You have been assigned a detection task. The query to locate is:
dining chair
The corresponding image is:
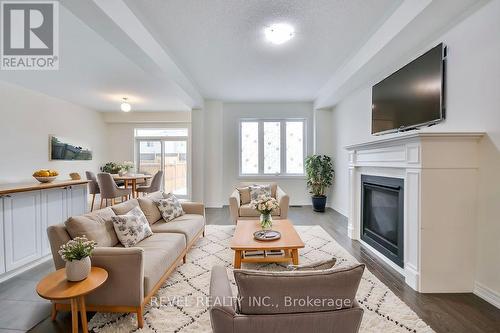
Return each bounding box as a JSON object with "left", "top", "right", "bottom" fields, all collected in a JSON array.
[
  {"left": 85, "top": 171, "right": 100, "bottom": 211},
  {"left": 97, "top": 173, "right": 132, "bottom": 208},
  {"left": 136, "top": 171, "right": 164, "bottom": 196}
]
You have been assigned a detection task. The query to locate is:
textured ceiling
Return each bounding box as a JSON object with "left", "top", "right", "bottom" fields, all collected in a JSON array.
[{"left": 126, "top": 0, "right": 402, "bottom": 102}]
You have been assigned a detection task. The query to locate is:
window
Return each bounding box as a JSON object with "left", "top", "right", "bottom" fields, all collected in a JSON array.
[
  {"left": 240, "top": 119, "right": 305, "bottom": 176},
  {"left": 135, "top": 128, "right": 190, "bottom": 198}
]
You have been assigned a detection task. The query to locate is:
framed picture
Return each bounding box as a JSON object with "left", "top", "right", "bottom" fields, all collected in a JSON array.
[{"left": 49, "top": 135, "right": 92, "bottom": 160}]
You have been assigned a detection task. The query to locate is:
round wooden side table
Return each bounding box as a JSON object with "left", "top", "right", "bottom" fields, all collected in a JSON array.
[{"left": 36, "top": 267, "right": 108, "bottom": 333}]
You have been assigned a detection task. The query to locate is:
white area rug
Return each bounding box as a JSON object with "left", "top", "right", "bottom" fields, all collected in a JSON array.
[{"left": 89, "top": 225, "right": 434, "bottom": 333}]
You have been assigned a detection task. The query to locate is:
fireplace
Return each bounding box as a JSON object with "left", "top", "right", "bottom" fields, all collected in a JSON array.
[{"left": 361, "top": 175, "right": 404, "bottom": 268}]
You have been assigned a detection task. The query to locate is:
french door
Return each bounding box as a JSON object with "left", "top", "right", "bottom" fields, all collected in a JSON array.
[{"left": 136, "top": 139, "right": 189, "bottom": 198}]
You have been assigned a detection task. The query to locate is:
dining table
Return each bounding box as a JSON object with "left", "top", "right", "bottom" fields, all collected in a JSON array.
[{"left": 112, "top": 174, "right": 152, "bottom": 198}]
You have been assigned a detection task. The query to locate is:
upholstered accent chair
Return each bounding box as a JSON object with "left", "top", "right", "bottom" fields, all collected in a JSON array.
[
  {"left": 229, "top": 183, "right": 289, "bottom": 223},
  {"left": 97, "top": 173, "right": 132, "bottom": 208},
  {"left": 209, "top": 263, "right": 365, "bottom": 333},
  {"left": 136, "top": 171, "right": 164, "bottom": 195},
  {"left": 85, "top": 171, "right": 100, "bottom": 211}
]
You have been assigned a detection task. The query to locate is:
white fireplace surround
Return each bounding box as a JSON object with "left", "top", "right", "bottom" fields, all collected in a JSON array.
[{"left": 346, "top": 132, "right": 484, "bottom": 293}]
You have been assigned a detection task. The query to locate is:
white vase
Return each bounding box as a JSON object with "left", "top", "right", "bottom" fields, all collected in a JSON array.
[{"left": 65, "top": 257, "right": 91, "bottom": 282}]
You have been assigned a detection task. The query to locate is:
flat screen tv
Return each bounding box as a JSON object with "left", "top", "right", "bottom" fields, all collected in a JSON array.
[{"left": 372, "top": 43, "right": 446, "bottom": 135}]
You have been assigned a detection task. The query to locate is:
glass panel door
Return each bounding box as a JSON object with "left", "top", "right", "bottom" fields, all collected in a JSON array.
[
  {"left": 138, "top": 141, "right": 162, "bottom": 175},
  {"left": 163, "top": 140, "right": 187, "bottom": 196}
]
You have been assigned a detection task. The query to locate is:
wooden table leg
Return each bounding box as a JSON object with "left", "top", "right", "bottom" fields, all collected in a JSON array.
[
  {"left": 291, "top": 249, "right": 299, "bottom": 265},
  {"left": 78, "top": 296, "right": 88, "bottom": 333},
  {"left": 132, "top": 179, "right": 137, "bottom": 198},
  {"left": 234, "top": 250, "right": 242, "bottom": 269},
  {"left": 50, "top": 303, "right": 57, "bottom": 321},
  {"left": 70, "top": 298, "right": 79, "bottom": 333}
]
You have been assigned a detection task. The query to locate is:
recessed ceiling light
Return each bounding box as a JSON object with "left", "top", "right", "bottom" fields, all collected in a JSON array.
[
  {"left": 120, "top": 97, "right": 131, "bottom": 112},
  {"left": 264, "top": 23, "right": 295, "bottom": 45}
]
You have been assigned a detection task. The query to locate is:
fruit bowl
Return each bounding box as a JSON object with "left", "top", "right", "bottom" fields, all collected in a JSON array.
[{"left": 34, "top": 176, "right": 57, "bottom": 183}]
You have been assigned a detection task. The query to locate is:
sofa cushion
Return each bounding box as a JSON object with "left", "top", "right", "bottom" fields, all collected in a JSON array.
[
  {"left": 138, "top": 193, "right": 164, "bottom": 225},
  {"left": 239, "top": 204, "right": 280, "bottom": 217},
  {"left": 155, "top": 193, "right": 185, "bottom": 222},
  {"left": 111, "top": 199, "right": 139, "bottom": 215},
  {"left": 234, "top": 264, "right": 365, "bottom": 315},
  {"left": 136, "top": 233, "right": 186, "bottom": 295},
  {"left": 65, "top": 207, "right": 118, "bottom": 247},
  {"left": 150, "top": 214, "right": 204, "bottom": 244},
  {"left": 236, "top": 187, "right": 251, "bottom": 205},
  {"left": 111, "top": 207, "right": 153, "bottom": 247}
]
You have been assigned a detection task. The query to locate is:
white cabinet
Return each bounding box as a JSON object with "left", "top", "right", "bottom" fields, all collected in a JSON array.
[
  {"left": 41, "top": 188, "right": 68, "bottom": 256},
  {"left": 0, "top": 183, "right": 88, "bottom": 277},
  {"left": 67, "top": 184, "right": 88, "bottom": 217},
  {"left": 3, "top": 191, "right": 42, "bottom": 271}
]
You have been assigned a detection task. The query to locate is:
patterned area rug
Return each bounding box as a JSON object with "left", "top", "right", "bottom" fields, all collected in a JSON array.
[{"left": 89, "top": 225, "right": 434, "bottom": 333}]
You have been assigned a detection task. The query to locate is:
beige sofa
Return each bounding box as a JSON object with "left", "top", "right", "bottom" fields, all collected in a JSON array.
[
  {"left": 47, "top": 191, "right": 205, "bottom": 329},
  {"left": 229, "top": 183, "right": 289, "bottom": 223},
  {"left": 210, "top": 263, "right": 365, "bottom": 333}
]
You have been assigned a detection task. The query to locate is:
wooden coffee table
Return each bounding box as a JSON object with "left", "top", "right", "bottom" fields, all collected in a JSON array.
[
  {"left": 230, "top": 219, "right": 305, "bottom": 269},
  {"left": 36, "top": 267, "right": 108, "bottom": 333}
]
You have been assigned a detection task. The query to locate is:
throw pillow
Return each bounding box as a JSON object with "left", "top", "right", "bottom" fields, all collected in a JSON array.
[
  {"left": 111, "top": 206, "right": 153, "bottom": 247},
  {"left": 155, "top": 193, "right": 185, "bottom": 222},
  {"left": 236, "top": 186, "right": 251, "bottom": 205},
  {"left": 249, "top": 184, "right": 272, "bottom": 201}
]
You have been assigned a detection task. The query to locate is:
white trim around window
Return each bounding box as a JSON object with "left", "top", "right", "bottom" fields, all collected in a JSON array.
[{"left": 238, "top": 118, "right": 307, "bottom": 178}]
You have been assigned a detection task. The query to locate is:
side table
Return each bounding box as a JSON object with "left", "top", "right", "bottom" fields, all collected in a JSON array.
[{"left": 36, "top": 267, "right": 108, "bottom": 333}]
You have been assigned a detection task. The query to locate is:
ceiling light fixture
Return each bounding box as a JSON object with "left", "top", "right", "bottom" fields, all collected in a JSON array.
[
  {"left": 264, "top": 23, "right": 295, "bottom": 45},
  {"left": 120, "top": 97, "right": 131, "bottom": 112}
]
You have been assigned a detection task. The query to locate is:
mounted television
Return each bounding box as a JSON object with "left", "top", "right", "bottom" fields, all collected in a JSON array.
[{"left": 372, "top": 43, "right": 446, "bottom": 135}]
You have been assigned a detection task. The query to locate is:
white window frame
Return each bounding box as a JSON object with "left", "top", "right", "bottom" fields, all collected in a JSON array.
[
  {"left": 134, "top": 125, "right": 191, "bottom": 199},
  {"left": 239, "top": 118, "right": 307, "bottom": 178}
]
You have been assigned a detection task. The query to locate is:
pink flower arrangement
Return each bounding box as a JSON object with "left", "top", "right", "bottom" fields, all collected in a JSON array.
[{"left": 251, "top": 196, "right": 279, "bottom": 215}]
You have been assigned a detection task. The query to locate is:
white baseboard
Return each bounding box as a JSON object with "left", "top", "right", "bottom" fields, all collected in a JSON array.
[
  {"left": 327, "top": 203, "right": 348, "bottom": 217},
  {"left": 474, "top": 281, "right": 500, "bottom": 309},
  {"left": 0, "top": 255, "right": 52, "bottom": 283}
]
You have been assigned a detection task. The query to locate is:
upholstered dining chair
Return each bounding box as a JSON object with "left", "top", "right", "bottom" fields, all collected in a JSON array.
[
  {"left": 97, "top": 173, "right": 132, "bottom": 208},
  {"left": 85, "top": 171, "right": 100, "bottom": 211},
  {"left": 136, "top": 171, "right": 164, "bottom": 196}
]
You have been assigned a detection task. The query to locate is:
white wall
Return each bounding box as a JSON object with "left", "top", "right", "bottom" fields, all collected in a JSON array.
[
  {"left": 328, "top": 0, "right": 500, "bottom": 304},
  {"left": 0, "top": 81, "right": 107, "bottom": 183},
  {"left": 203, "top": 101, "right": 224, "bottom": 207},
  {"left": 220, "top": 102, "right": 314, "bottom": 206}
]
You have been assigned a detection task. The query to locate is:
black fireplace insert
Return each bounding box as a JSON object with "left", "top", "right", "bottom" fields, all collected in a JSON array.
[{"left": 361, "top": 175, "right": 404, "bottom": 268}]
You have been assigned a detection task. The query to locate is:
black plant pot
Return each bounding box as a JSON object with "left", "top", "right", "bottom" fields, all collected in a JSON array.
[{"left": 312, "top": 196, "right": 327, "bottom": 212}]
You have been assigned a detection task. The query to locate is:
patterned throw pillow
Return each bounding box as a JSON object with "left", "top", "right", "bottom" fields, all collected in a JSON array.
[
  {"left": 111, "top": 206, "right": 153, "bottom": 247},
  {"left": 249, "top": 184, "right": 272, "bottom": 201},
  {"left": 155, "top": 193, "right": 185, "bottom": 222}
]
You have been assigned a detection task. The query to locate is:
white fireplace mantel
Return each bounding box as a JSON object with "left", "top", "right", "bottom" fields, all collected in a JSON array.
[{"left": 345, "top": 131, "right": 484, "bottom": 293}]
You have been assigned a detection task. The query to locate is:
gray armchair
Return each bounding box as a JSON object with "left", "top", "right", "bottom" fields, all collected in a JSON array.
[
  {"left": 229, "top": 183, "right": 289, "bottom": 223},
  {"left": 209, "top": 263, "right": 365, "bottom": 333}
]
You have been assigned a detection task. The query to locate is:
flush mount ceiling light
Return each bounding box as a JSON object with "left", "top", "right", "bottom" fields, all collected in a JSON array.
[
  {"left": 264, "top": 23, "right": 295, "bottom": 45},
  {"left": 120, "top": 97, "right": 131, "bottom": 112}
]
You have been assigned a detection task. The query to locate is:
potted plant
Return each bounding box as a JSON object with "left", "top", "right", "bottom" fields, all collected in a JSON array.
[
  {"left": 251, "top": 196, "right": 279, "bottom": 230},
  {"left": 58, "top": 236, "right": 96, "bottom": 281},
  {"left": 119, "top": 161, "right": 135, "bottom": 176},
  {"left": 305, "top": 155, "right": 334, "bottom": 212},
  {"left": 101, "top": 162, "right": 121, "bottom": 174}
]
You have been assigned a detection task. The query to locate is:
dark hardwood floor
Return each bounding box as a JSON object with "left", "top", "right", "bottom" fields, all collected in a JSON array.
[{"left": 1, "top": 206, "right": 498, "bottom": 332}]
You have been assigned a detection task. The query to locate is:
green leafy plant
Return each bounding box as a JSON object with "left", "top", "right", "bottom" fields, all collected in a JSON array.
[
  {"left": 100, "top": 161, "right": 134, "bottom": 174},
  {"left": 58, "top": 236, "right": 96, "bottom": 262},
  {"left": 101, "top": 162, "right": 121, "bottom": 174},
  {"left": 305, "top": 155, "right": 334, "bottom": 197}
]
